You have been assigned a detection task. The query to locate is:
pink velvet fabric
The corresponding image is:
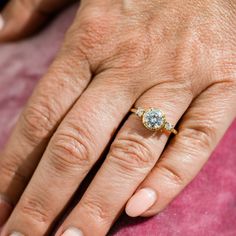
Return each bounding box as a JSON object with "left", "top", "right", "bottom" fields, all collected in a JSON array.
[{"left": 0, "top": 4, "right": 236, "bottom": 236}]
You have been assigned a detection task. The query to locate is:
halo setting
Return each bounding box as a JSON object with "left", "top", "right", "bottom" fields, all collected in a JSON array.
[{"left": 142, "top": 108, "right": 165, "bottom": 131}]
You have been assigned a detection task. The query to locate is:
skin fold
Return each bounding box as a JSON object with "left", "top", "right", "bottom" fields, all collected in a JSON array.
[{"left": 0, "top": 0, "right": 236, "bottom": 235}]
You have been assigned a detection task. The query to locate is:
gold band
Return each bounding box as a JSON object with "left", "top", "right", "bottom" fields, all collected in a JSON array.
[{"left": 131, "top": 107, "right": 177, "bottom": 135}]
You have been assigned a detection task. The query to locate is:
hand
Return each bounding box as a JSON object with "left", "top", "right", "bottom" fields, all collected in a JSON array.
[
  {"left": 0, "top": 0, "right": 236, "bottom": 235},
  {"left": 0, "top": 0, "right": 76, "bottom": 41}
]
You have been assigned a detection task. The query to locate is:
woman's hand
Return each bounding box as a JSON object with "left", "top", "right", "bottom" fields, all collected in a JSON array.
[{"left": 0, "top": 0, "right": 236, "bottom": 235}]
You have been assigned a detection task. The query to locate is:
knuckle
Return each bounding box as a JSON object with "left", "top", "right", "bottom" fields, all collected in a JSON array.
[
  {"left": 156, "top": 162, "right": 185, "bottom": 186},
  {"left": 49, "top": 126, "right": 92, "bottom": 172},
  {"left": 67, "top": 11, "right": 152, "bottom": 70},
  {"left": 173, "top": 35, "right": 212, "bottom": 93},
  {"left": 21, "top": 101, "right": 56, "bottom": 143},
  {"left": 20, "top": 196, "right": 49, "bottom": 224},
  {"left": 0, "top": 152, "right": 29, "bottom": 185},
  {"left": 68, "top": 13, "right": 111, "bottom": 52},
  {"left": 79, "top": 19, "right": 109, "bottom": 49},
  {"left": 64, "top": 16, "right": 111, "bottom": 71},
  {"left": 113, "top": 37, "right": 152, "bottom": 70},
  {"left": 80, "top": 198, "right": 111, "bottom": 225},
  {"left": 109, "top": 134, "right": 154, "bottom": 172},
  {"left": 180, "top": 123, "right": 216, "bottom": 150}
]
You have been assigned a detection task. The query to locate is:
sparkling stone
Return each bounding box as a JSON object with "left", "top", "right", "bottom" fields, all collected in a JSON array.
[
  {"left": 164, "top": 122, "right": 173, "bottom": 131},
  {"left": 142, "top": 108, "right": 165, "bottom": 130},
  {"left": 136, "top": 107, "right": 145, "bottom": 117}
]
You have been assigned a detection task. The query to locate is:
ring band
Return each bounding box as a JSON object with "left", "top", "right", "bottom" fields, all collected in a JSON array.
[{"left": 131, "top": 107, "right": 178, "bottom": 135}]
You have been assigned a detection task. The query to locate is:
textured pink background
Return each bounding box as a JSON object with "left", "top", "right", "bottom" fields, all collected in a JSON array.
[{"left": 0, "top": 4, "right": 236, "bottom": 236}]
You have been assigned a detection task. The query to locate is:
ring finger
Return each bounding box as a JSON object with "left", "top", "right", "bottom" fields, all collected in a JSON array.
[{"left": 129, "top": 81, "right": 236, "bottom": 218}]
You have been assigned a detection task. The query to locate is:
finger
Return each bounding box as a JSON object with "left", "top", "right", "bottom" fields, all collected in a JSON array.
[
  {"left": 1, "top": 70, "right": 151, "bottom": 236},
  {"left": 0, "top": 40, "right": 91, "bottom": 226},
  {"left": 0, "top": 196, "right": 12, "bottom": 231},
  {"left": 127, "top": 81, "right": 236, "bottom": 218},
  {"left": 54, "top": 84, "right": 193, "bottom": 236},
  {"left": 0, "top": 0, "right": 76, "bottom": 41}
]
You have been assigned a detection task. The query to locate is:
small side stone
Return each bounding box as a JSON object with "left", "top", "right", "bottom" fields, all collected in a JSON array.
[
  {"left": 165, "top": 122, "right": 173, "bottom": 131},
  {"left": 136, "top": 108, "right": 145, "bottom": 117}
]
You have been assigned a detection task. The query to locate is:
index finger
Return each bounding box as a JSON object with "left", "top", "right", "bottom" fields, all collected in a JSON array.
[{"left": 0, "top": 39, "right": 91, "bottom": 222}]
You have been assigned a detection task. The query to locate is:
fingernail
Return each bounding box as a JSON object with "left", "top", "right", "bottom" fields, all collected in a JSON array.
[
  {"left": 62, "top": 227, "right": 84, "bottom": 236},
  {"left": 0, "top": 196, "right": 13, "bottom": 227},
  {"left": 10, "top": 233, "right": 24, "bottom": 236},
  {"left": 126, "top": 188, "right": 157, "bottom": 217},
  {"left": 0, "top": 14, "right": 5, "bottom": 31}
]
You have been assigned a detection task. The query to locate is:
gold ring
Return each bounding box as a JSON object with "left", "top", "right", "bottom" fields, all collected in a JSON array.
[{"left": 131, "top": 107, "right": 177, "bottom": 135}]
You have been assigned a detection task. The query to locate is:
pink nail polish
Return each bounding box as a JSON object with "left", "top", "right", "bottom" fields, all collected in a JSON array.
[
  {"left": 9, "top": 232, "right": 24, "bottom": 236},
  {"left": 61, "top": 227, "right": 84, "bottom": 236},
  {"left": 126, "top": 188, "right": 157, "bottom": 217},
  {"left": 0, "top": 196, "right": 12, "bottom": 227}
]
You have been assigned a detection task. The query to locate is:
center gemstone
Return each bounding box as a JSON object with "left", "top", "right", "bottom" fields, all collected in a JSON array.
[{"left": 142, "top": 108, "right": 165, "bottom": 130}]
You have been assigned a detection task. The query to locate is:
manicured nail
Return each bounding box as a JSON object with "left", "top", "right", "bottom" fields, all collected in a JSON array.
[
  {"left": 0, "top": 196, "right": 13, "bottom": 228},
  {"left": 0, "top": 14, "right": 5, "bottom": 31},
  {"left": 62, "top": 227, "right": 84, "bottom": 236},
  {"left": 126, "top": 188, "right": 157, "bottom": 217},
  {"left": 10, "top": 232, "right": 24, "bottom": 236}
]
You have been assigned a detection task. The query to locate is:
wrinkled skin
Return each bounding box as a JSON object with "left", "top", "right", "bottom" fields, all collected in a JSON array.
[{"left": 0, "top": 0, "right": 236, "bottom": 235}]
